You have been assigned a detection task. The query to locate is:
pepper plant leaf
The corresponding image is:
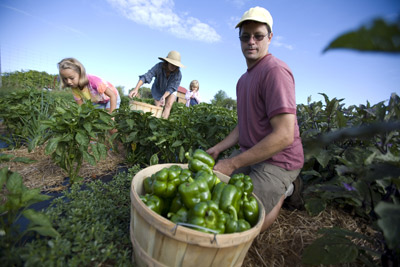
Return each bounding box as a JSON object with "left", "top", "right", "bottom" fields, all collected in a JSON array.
[
  {"left": 305, "top": 197, "right": 326, "bottom": 216},
  {"left": 323, "top": 18, "right": 400, "bottom": 53},
  {"left": 45, "top": 137, "right": 61, "bottom": 155},
  {"left": 75, "top": 132, "right": 89, "bottom": 146},
  {"left": 22, "top": 209, "right": 60, "bottom": 237},
  {"left": 375, "top": 201, "right": 400, "bottom": 250},
  {"left": 6, "top": 171, "right": 23, "bottom": 195},
  {"left": 302, "top": 232, "right": 358, "bottom": 265}
]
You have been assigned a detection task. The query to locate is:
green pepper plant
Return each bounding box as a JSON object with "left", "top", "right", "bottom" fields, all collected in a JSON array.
[
  {"left": 0, "top": 167, "right": 59, "bottom": 266},
  {"left": 0, "top": 89, "right": 68, "bottom": 150},
  {"left": 113, "top": 98, "right": 237, "bottom": 167},
  {"left": 40, "top": 101, "right": 115, "bottom": 184}
]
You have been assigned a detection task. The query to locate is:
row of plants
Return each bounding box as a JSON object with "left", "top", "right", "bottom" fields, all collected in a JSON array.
[
  {"left": 298, "top": 93, "right": 400, "bottom": 265},
  {"left": 116, "top": 97, "right": 238, "bottom": 165},
  {"left": 1, "top": 70, "right": 60, "bottom": 91},
  {"left": 0, "top": 89, "right": 72, "bottom": 150}
]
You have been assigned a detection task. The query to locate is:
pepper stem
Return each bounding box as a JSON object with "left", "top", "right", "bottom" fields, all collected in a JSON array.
[{"left": 185, "top": 152, "right": 192, "bottom": 161}]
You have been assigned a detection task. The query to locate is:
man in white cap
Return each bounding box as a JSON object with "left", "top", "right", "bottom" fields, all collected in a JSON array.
[
  {"left": 207, "top": 7, "right": 304, "bottom": 232},
  {"left": 129, "top": 50, "right": 185, "bottom": 119}
]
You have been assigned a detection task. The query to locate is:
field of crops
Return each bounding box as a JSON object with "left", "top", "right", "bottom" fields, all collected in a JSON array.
[{"left": 0, "top": 83, "right": 399, "bottom": 266}]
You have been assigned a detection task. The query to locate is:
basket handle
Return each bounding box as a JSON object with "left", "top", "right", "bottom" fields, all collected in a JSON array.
[{"left": 171, "top": 222, "right": 219, "bottom": 245}]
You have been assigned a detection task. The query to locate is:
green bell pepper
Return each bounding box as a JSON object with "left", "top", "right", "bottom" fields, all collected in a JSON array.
[
  {"left": 152, "top": 165, "right": 182, "bottom": 198},
  {"left": 185, "top": 149, "right": 215, "bottom": 174},
  {"left": 219, "top": 184, "right": 242, "bottom": 214},
  {"left": 188, "top": 200, "right": 226, "bottom": 234},
  {"left": 178, "top": 177, "right": 211, "bottom": 209},
  {"left": 195, "top": 170, "right": 217, "bottom": 191},
  {"left": 193, "top": 148, "right": 215, "bottom": 167},
  {"left": 167, "top": 206, "right": 188, "bottom": 224},
  {"left": 194, "top": 175, "right": 212, "bottom": 203},
  {"left": 179, "top": 168, "right": 193, "bottom": 184},
  {"left": 229, "top": 173, "right": 254, "bottom": 196},
  {"left": 178, "top": 177, "right": 201, "bottom": 209},
  {"left": 140, "top": 194, "right": 165, "bottom": 215},
  {"left": 242, "top": 192, "right": 259, "bottom": 227},
  {"left": 225, "top": 205, "right": 251, "bottom": 233},
  {"left": 211, "top": 182, "right": 226, "bottom": 206},
  {"left": 169, "top": 194, "right": 185, "bottom": 214}
]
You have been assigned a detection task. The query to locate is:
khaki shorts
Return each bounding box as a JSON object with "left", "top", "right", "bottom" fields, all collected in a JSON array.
[{"left": 230, "top": 150, "right": 300, "bottom": 214}]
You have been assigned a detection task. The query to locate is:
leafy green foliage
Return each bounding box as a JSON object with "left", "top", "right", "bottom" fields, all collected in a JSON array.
[
  {"left": 40, "top": 101, "right": 115, "bottom": 184},
  {"left": 0, "top": 89, "right": 69, "bottom": 150},
  {"left": 299, "top": 93, "right": 400, "bottom": 265},
  {"left": 302, "top": 227, "right": 381, "bottom": 266},
  {"left": 299, "top": 93, "right": 400, "bottom": 216},
  {"left": 1, "top": 70, "right": 60, "bottom": 90},
  {"left": 114, "top": 101, "right": 237, "bottom": 166},
  {"left": 0, "top": 167, "right": 59, "bottom": 266},
  {"left": 14, "top": 166, "right": 140, "bottom": 266},
  {"left": 324, "top": 18, "right": 400, "bottom": 53},
  {"left": 301, "top": 14, "right": 400, "bottom": 265}
]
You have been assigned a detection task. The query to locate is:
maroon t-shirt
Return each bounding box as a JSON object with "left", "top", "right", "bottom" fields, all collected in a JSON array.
[{"left": 236, "top": 54, "right": 304, "bottom": 170}]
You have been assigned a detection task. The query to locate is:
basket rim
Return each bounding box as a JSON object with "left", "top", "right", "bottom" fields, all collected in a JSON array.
[{"left": 129, "top": 100, "right": 163, "bottom": 110}]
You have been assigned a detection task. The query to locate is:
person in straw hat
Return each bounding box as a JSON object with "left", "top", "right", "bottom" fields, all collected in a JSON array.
[
  {"left": 207, "top": 6, "right": 304, "bottom": 232},
  {"left": 129, "top": 50, "right": 185, "bottom": 119}
]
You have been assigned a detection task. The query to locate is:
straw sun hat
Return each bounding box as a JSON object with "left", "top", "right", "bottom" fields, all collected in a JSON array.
[
  {"left": 235, "top": 6, "right": 273, "bottom": 32},
  {"left": 159, "top": 50, "right": 185, "bottom": 68}
]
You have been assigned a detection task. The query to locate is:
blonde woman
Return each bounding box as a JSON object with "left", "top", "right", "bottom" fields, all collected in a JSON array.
[
  {"left": 58, "top": 58, "right": 120, "bottom": 114},
  {"left": 185, "top": 80, "right": 201, "bottom": 107}
]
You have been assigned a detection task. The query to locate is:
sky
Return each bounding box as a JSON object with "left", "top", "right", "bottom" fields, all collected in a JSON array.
[{"left": 1, "top": 0, "right": 399, "bottom": 107}]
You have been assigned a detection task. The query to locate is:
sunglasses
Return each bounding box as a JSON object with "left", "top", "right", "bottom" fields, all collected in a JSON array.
[{"left": 239, "top": 33, "right": 269, "bottom": 42}]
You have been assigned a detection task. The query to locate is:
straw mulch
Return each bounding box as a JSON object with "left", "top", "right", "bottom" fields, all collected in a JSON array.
[
  {"left": 0, "top": 145, "right": 125, "bottom": 192},
  {"left": 0, "top": 145, "right": 380, "bottom": 266},
  {"left": 243, "top": 208, "right": 379, "bottom": 267}
]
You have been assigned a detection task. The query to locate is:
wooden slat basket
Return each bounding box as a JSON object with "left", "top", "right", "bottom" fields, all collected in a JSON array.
[
  {"left": 130, "top": 163, "right": 265, "bottom": 267},
  {"left": 129, "top": 100, "right": 163, "bottom": 118}
]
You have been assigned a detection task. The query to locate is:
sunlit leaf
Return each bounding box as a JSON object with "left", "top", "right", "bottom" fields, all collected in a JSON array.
[
  {"left": 324, "top": 19, "right": 400, "bottom": 53},
  {"left": 6, "top": 171, "right": 24, "bottom": 194}
]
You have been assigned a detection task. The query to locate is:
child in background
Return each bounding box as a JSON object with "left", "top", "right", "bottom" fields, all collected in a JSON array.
[
  {"left": 185, "top": 80, "right": 201, "bottom": 107},
  {"left": 58, "top": 58, "right": 120, "bottom": 114}
]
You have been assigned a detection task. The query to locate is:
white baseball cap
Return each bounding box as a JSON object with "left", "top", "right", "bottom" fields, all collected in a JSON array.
[{"left": 235, "top": 6, "right": 273, "bottom": 32}]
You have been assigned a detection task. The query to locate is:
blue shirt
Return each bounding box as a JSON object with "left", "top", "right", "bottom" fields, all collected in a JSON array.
[{"left": 139, "top": 62, "right": 182, "bottom": 100}]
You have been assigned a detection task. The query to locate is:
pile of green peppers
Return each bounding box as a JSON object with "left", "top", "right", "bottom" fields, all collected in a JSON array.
[{"left": 139, "top": 149, "right": 260, "bottom": 234}]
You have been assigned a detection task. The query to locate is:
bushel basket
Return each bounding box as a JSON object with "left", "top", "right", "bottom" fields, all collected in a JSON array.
[{"left": 130, "top": 163, "right": 265, "bottom": 267}]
